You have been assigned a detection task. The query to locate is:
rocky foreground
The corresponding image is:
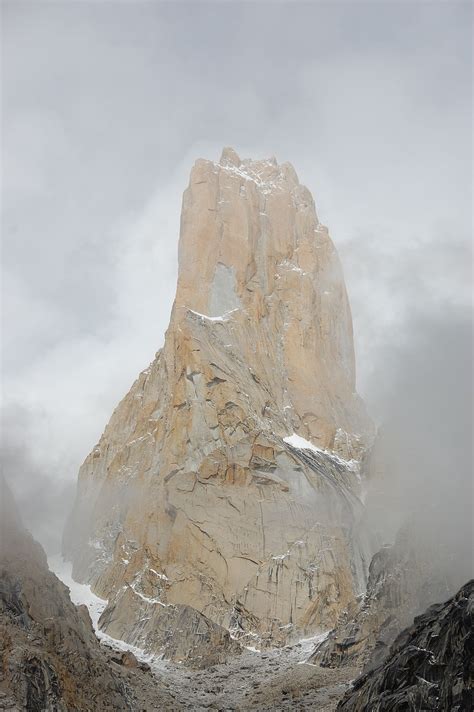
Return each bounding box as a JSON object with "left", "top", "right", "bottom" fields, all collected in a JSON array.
[
  {"left": 148, "top": 641, "right": 358, "bottom": 711},
  {"left": 2, "top": 494, "right": 471, "bottom": 712},
  {"left": 338, "top": 580, "right": 474, "bottom": 711},
  {"left": 0, "top": 477, "right": 177, "bottom": 711}
]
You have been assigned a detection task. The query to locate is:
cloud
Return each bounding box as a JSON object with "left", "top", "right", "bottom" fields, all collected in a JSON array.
[
  {"left": 1, "top": 403, "right": 75, "bottom": 553},
  {"left": 1, "top": 1, "right": 471, "bottom": 555},
  {"left": 338, "top": 226, "right": 472, "bottom": 399},
  {"left": 364, "top": 304, "right": 473, "bottom": 592}
]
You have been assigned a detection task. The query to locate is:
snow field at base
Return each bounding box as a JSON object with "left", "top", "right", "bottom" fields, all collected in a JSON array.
[
  {"left": 48, "top": 554, "right": 107, "bottom": 630},
  {"left": 48, "top": 554, "right": 155, "bottom": 665}
]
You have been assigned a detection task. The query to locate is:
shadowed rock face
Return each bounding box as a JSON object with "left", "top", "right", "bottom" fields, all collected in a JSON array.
[
  {"left": 63, "top": 148, "right": 374, "bottom": 656},
  {"left": 0, "top": 477, "right": 180, "bottom": 711},
  {"left": 310, "top": 525, "right": 457, "bottom": 671},
  {"left": 337, "top": 580, "right": 474, "bottom": 712}
]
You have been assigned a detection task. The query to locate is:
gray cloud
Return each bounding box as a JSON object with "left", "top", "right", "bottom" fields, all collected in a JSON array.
[
  {"left": 364, "top": 304, "right": 473, "bottom": 593},
  {"left": 1, "top": 403, "right": 75, "bottom": 553},
  {"left": 1, "top": 1, "right": 471, "bottom": 554}
]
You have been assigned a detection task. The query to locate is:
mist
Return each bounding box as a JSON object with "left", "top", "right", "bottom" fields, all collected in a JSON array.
[
  {"left": 365, "top": 306, "right": 473, "bottom": 590},
  {"left": 1, "top": 0, "right": 472, "bottom": 579}
]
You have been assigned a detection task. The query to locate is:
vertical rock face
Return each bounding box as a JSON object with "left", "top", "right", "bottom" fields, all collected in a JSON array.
[{"left": 64, "top": 149, "right": 374, "bottom": 656}]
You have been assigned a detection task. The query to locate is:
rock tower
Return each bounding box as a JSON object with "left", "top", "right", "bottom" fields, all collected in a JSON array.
[{"left": 64, "top": 148, "right": 373, "bottom": 657}]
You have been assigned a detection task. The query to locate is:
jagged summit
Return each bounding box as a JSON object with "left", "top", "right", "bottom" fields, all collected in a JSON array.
[
  {"left": 216, "top": 147, "right": 300, "bottom": 191},
  {"left": 175, "top": 147, "right": 321, "bottom": 323},
  {"left": 172, "top": 147, "right": 369, "bottom": 448},
  {"left": 64, "top": 150, "right": 373, "bottom": 661}
]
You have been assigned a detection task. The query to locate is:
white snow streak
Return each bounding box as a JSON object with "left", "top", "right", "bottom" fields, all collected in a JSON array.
[
  {"left": 48, "top": 555, "right": 155, "bottom": 664},
  {"left": 188, "top": 308, "right": 239, "bottom": 322},
  {"left": 283, "top": 433, "right": 359, "bottom": 472}
]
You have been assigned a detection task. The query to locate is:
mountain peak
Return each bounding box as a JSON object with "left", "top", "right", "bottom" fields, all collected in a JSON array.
[
  {"left": 174, "top": 150, "right": 361, "bottom": 449},
  {"left": 64, "top": 151, "right": 373, "bottom": 662},
  {"left": 219, "top": 146, "right": 241, "bottom": 166},
  {"left": 177, "top": 149, "right": 316, "bottom": 324}
]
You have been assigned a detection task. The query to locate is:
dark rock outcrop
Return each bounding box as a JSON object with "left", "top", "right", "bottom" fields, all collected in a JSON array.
[
  {"left": 0, "top": 477, "right": 181, "bottom": 711},
  {"left": 337, "top": 580, "right": 474, "bottom": 711}
]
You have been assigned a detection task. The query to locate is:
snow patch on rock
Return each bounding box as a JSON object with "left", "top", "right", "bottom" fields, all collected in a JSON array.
[{"left": 284, "top": 433, "right": 359, "bottom": 472}]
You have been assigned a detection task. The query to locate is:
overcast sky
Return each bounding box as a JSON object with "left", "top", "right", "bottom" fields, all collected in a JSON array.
[{"left": 1, "top": 1, "right": 472, "bottom": 551}]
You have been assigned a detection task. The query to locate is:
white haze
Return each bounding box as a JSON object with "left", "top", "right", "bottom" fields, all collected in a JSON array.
[{"left": 1, "top": 0, "right": 472, "bottom": 590}]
